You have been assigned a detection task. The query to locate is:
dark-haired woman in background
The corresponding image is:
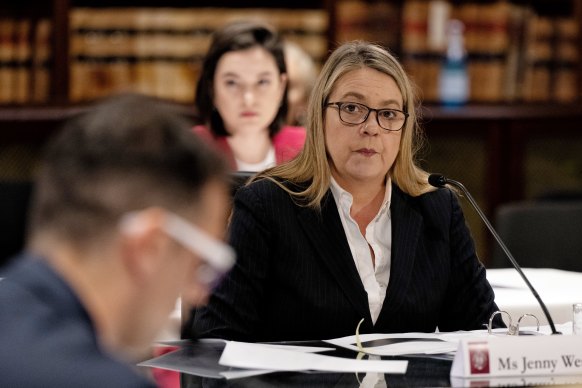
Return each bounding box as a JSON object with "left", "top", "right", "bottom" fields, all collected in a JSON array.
[{"left": 194, "top": 21, "right": 305, "bottom": 171}]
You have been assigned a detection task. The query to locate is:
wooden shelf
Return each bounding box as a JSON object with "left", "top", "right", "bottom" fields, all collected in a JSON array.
[
  {"left": 71, "top": 0, "right": 324, "bottom": 8},
  {"left": 0, "top": 102, "right": 195, "bottom": 143},
  {"left": 3, "top": 103, "right": 581, "bottom": 126},
  {"left": 0, "top": 106, "right": 89, "bottom": 122},
  {"left": 423, "top": 103, "right": 582, "bottom": 121}
]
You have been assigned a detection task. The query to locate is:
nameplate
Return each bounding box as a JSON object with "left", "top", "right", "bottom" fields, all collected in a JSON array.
[{"left": 450, "top": 335, "right": 582, "bottom": 378}]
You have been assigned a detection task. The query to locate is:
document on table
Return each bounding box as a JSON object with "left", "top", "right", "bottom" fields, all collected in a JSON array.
[
  {"left": 219, "top": 341, "right": 408, "bottom": 374},
  {"left": 325, "top": 332, "right": 459, "bottom": 356},
  {"left": 325, "top": 323, "right": 575, "bottom": 358},
  {"left": 139, "top": 339, "right": 335, "bottom": 380}
]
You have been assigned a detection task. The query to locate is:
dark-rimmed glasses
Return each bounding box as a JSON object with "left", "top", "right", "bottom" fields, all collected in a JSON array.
[{"left": 326, "top": 101, "right": 408, "bottom": 132}]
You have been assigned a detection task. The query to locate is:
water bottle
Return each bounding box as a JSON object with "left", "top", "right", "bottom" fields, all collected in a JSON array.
[{"left": 438, "top": 19, "right": 469, "bottom": 107}]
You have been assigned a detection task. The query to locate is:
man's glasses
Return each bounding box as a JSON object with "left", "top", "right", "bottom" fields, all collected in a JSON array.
[
  {"left": 120, "top": 211, "right": 236, "bottom": 288},
  {"left": 326, "top": 101, "right": 408, "bottom": 132}
]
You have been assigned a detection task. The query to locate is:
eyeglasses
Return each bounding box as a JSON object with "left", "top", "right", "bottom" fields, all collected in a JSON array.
[
  {"left": 326, "top": 101, "right": 408, "bottom": 132},
  {"left": 120, "top": 211, "right": 236, "bottom": 288}
]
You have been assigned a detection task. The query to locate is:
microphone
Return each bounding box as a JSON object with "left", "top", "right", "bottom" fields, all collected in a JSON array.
[{"left": 428, "top": 173, "right": 561, "bottom": 335}]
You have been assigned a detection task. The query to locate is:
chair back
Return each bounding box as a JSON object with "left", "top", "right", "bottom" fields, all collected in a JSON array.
[
  {"left": 491, "top": 201, "right": 582, "bottom": 271},
  {"left": 0, "top": 181, "right": 33, "bottom": 268}
]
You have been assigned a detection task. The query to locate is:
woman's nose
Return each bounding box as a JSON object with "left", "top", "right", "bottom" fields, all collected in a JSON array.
[
  {"left": 361, "top": 111, "right": 380, "bottom": 135},
  {"left": 242, "top": 89, "right": 255, "bottom": 105}
]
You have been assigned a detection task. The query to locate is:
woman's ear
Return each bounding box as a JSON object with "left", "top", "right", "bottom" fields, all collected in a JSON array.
[{"left": 279, "top": 73, "right": 288, "bottom": 99}]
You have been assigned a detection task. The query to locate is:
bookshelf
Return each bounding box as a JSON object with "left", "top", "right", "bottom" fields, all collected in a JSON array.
[
  {"left": 1, "top": 0, "right": 580, "bottom": 105},
  {"left": 1, "top": 0, "right": 582, "bottom": 263}
]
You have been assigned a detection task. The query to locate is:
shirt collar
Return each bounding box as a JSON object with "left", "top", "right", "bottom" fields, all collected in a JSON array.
[{"left": 330, "top": 176, "right": 392, "bottom": 213}]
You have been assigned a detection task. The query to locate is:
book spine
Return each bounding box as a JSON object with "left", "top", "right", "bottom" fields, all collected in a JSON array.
[
  {"left": 68, "top": 7, "right": 328, "bottom": 103},
  {"left": 31, "top": 18, "right": 52, "bottom": 103},
  {"left": 0, "top": 18, "right": 15, "bottom": 104},
  {"left": 552, "top": 17, "right": 579, "bottom": 102}
]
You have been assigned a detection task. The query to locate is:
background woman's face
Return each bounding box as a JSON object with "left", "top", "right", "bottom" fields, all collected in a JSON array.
[
  {"left": 213, "top": 46, "right": 287, "bottom": 136},
  {"left": 325, "top": 67, "right": 403, "bottom": 188}
]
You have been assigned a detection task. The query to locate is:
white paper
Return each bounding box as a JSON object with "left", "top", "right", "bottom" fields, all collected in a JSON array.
[
  {"left": 323, "top": 324, "right": 574, "bottom": 357},
  {"left": 325, "top": 332, "right": 459, "bottom": 356},
  {"left": 219, "top": 341, "right": 408, "bottom": 373},
  {"left": 253, "top": 343, "right": 335, "bottom": 353}
]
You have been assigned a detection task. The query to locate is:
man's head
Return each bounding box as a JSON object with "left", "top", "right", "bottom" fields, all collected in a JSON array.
[{"left": 27, "top": 93, "right": 232, "bottom": 357}]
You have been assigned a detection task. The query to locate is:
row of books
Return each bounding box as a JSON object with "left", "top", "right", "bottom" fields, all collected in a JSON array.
[
  {"left": 69, "top": 7, "right": 328, "bottom": 102},
  {"left": 401, "top": 0, "right": 579, "bottom": 103},
  {"left": 0, "top": 18, "right": 51, "bottom": 104},
  {"left": 1, "top": 2, "right": 580, "bottom": 105},
  {"left": 334, "top": 0, "right": 400, "bottom": 50}
]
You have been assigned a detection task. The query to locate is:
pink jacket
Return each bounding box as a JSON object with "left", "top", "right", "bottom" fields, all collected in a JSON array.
[{"left": 193, "top": 125, "right": 306, "bottom": 169}]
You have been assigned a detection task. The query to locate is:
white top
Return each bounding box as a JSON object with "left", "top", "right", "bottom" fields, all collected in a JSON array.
[
  {"left": 330, "top": 177, "right": 392, "bottom": 324},
  {"left": 235, "top": 145, "right": 276, "bottom": 172}
]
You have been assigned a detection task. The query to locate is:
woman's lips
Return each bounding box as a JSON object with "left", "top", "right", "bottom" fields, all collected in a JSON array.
[
  {"left": 241, "top": 111, "right": 258, "bottom": 117},
  {"left": 356, "top": 148, "right": 377, "bottom": 156}
]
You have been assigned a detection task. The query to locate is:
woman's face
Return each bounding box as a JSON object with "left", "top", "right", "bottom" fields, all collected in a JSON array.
[
  {"left": 213, "top": 46, "right": 287, "bottom": 136},
  {"left": 325, "top": 67, "right": 403, "bottom": 189}
]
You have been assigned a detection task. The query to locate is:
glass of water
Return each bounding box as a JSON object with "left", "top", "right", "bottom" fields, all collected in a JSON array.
[{"left": 573, "top": 303, "right": 582, "bottom": 335}]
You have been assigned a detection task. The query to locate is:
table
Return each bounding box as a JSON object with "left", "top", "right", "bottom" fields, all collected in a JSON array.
[
  {"left": 157, "top": 268, "right": 582, "bottom": 342},
  {"left": 144, "top": 339, "right": 582, "bottom": 387},
  {"left": 487, "top": 268, "right": 582, "bottom": 327},
  {"left": 153, "top": 340, "right": 454, "bottom": 387},
  {"left": 146, "top": 267, "right": 582, "bottom": 387}
]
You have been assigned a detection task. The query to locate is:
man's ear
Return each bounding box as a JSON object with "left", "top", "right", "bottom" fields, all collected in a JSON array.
[{"left": 118, "top": 208, "right": 168, "bottom": 283}]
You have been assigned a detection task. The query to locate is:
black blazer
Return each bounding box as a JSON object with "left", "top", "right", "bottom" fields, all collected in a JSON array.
[{"left": 194, "top": 179, "right": 502, "bottom": 342}]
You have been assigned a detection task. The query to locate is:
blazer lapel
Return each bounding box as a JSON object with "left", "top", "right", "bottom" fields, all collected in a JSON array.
[
  {"left": 297, "top": 192, "right": 372, "bottom": 325},
  {"left": 375, "top": 185, "right": 423, "bottom": 327}
]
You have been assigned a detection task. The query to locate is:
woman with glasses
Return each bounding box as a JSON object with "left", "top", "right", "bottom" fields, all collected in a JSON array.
[
  {"left": 194, "top": 21, "right": 306, "bottom": 172},
  {"left": 192, "top": 41, "right": 503, "bottom": 342}
]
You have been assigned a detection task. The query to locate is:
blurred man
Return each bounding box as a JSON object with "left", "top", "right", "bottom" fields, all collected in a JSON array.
[{"left": 0, "top": 93, "right": 233, "bottom": 387}]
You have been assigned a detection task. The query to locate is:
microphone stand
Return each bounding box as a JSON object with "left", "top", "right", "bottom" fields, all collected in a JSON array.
[{"left": 431, "top": 175, "right": 561, "bottom": 335}]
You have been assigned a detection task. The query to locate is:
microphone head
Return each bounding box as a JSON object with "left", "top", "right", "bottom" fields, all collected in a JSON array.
[{"left": 428, "top": 174, "right": 447, "bottom": 188}]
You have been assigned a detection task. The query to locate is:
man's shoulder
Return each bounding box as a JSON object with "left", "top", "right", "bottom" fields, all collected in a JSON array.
[
  {"left": 0, "top": 258, "right": 155, "bottom": 387},
  {"left": 0, "top": 293, "right": 154, "bottom": 387},
  {"left": 0, "top": 342, "right": 155, "bottom": 387}
]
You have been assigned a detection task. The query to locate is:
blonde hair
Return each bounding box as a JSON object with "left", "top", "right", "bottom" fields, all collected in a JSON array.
[{"left": 254, "top": 41, "right": 434, "bottom": 209}]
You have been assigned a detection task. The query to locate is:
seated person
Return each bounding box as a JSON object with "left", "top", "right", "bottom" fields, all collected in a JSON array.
[
  {"left": 284, "top": 40, "right": 317, "bottom": 127},
  {"left": 194, "top": 21, "right": 306, "bottom": 172},
  {"left": 192, "top": 41, "right": 504, "bottom": 342},
  {"left": 0, "top": 93, "right": 233, "bottom": 386}
]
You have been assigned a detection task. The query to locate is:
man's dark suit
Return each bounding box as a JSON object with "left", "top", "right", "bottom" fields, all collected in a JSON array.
[
  {"left": 194, "top": 179, "right": 502, "bottom": 342},
  {"left": 0, "top": 256, "right": 155, "bottom": 387}
]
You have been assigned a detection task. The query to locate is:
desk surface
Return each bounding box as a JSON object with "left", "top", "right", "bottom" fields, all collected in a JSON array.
[
  {"left": 487, "top": 268, "right": 582, "bottom": 326},
  {"left": 163, "top": 341, "right": 454, "bottom": 388},
  {"left": 147, "top": 340, "right": 582, "bottom": 388}
]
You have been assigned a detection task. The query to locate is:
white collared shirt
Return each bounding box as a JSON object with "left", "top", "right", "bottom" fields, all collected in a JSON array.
[
  {"left": 330, "top": 177, "right": 392, "bottom": 324},
  {"left": 235, "top": 145, "right": 276, "bottom": 172}
]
